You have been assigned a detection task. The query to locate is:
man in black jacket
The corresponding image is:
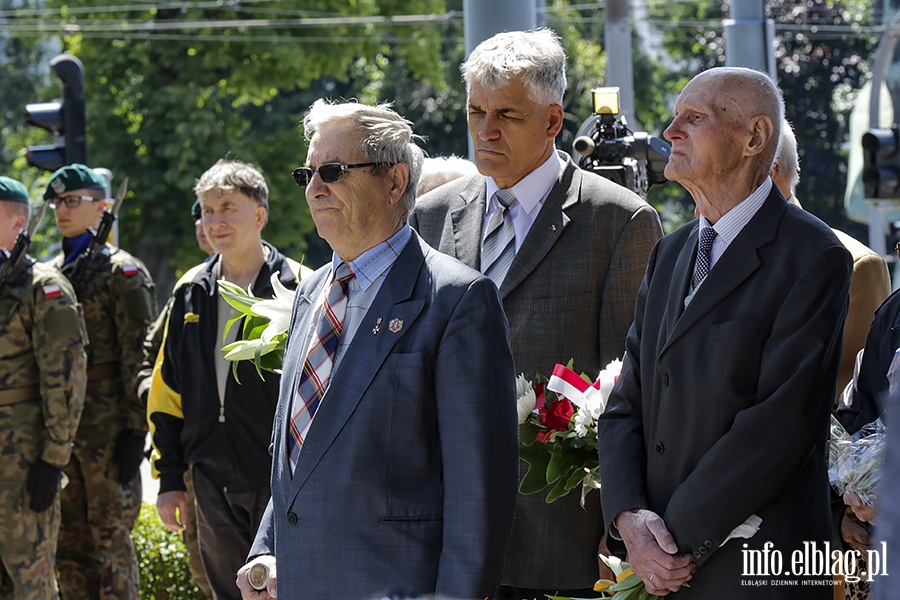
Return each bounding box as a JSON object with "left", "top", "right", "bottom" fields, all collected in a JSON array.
[{"left": 149, "top": 159, "right": 309, "bottom": 600}]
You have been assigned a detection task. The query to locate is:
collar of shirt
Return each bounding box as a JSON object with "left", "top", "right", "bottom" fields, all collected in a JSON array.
[
  {"left": 484, "top": 151, "right": 565, "bottom": 252},
  {"left": 697, "top": 177, "right": 772, "bottom": 268},
  {"left": 329, "top": 223, "right": 412, "bottom": 292},
  {"left": 62, "top": 232, "right": 93, "bottom": 266}
]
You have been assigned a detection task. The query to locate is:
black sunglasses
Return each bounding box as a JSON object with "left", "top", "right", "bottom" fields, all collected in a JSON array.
[{"left": 292, "top": 162, "right": 393, "bottom": 187}]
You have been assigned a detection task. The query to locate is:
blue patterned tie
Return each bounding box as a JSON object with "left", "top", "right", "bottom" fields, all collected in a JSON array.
[
  {"left": 288, "top": 262, "right": 355, "bottom": 473},
  {"left": 481, "top": 189, "right": 517, "bottom": 286},
  {"left": 693, "top": 227, "right": 718, "bottom": 289}
]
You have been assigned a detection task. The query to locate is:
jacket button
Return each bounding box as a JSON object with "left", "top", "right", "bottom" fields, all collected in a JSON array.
[
  {"left": 663, "top": 374, "right": 670, "bottom": 387},
  {"left": 693, "top": 550, "right": 702, "bottom": 559},
  {"left": 704, "top": 540, "right": 713, "bottom": 548},
  {"left": 287, "top": 512, "right": 298, "bottom": 525},
  {"left": 699, "top": 546, "right": 708, "bottom": 554},
  {"left": 655, "top": 442, "right": 665, "bottom": 455}
]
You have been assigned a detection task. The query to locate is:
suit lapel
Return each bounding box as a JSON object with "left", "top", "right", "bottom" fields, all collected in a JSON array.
[
  {"left": 449, "top": 182, "right": 485, "bottom": 270},
  {"left": 661, "top": 191, "right": 785, "bottom": 354},
  {"left": 288, "top": 236, "right": 428, "bottom": 497},
  {"left": 499, "top": 156, "right": 577, "bottom": 298}
]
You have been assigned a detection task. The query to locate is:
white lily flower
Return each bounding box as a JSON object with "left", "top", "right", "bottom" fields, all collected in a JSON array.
[
  {"left": 515, "top": 374, "right": 537, "bottom": 424},
  {"left": 596, "top": 358, "right": 623, "bottom": 411},
  {"left": 222, "top": 339, "right": 269, "bottom": 361}
]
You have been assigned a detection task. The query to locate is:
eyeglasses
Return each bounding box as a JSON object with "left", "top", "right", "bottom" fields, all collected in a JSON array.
[
  {"left": 292, "top": 162, "right": 393, "bottom": 187},
  {"left": 49, "top": 195, "right": 102, "bottom": 210}
]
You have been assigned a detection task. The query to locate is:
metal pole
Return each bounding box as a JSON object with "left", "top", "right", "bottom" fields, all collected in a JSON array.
[
  {"left": 605, "top": 0, "right": 638, "bottom": 129},
  {"left": 723, "top": 0, "right": 775, "bottom": 80}
]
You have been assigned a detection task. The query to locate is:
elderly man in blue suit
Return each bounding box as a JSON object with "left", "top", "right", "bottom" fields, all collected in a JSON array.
[{"left": 236, "top": 99, "right": 519, "bottom": 600}]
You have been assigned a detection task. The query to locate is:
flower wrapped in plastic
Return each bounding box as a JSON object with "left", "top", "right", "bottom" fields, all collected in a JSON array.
[
  {"left": 218, "top": 272, "right": 297, "bottom": 380},
  {"left": 517, "top": 358, "right": 621, "bottom": 505},
  {"left": 828, "top": 414, "right": 886, "bottom": 507}
]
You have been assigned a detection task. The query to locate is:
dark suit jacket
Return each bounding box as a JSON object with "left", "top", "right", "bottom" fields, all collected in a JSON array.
[
  {"left": 411, "top": 152, "right": 662, "bottom": 588},
  {"left": 599, "top": 189, "right": 852, "bottom": 598},
  {"left": 249, "top": 233, "right": 519, "bottom": 599}
]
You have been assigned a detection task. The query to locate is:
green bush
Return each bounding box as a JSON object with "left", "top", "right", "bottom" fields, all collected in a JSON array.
[{"left": 133, "top": 502, "right": 205, "bottom": 600}]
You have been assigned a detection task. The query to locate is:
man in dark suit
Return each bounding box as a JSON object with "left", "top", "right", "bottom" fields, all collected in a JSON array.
[
  {"left": 237, "top": 100, "right": 519, "bottom": 600},
  {"left": 598, "top": 67, "right": 853, "bottom": 598},
  {"left": 411, "top": 29, "right": 662, "bottom": 598}
]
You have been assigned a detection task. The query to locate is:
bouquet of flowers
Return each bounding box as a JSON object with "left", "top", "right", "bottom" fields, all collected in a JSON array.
[
  {"left": 517, "top": 358, "right": 622, "bottom": 505},
  {"left": 548, "top": 555, "right": 672, "bottom": 600},
  {"left": 217, "top": 272, "right": 297, "bottom": 380},
  {"left": 828, "top": 414, "right": 886, "bottom": 507}
]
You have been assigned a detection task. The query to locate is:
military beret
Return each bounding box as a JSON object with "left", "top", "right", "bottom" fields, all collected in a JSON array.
[
  {"left": 44, "top": 164, "right": 106, "bottom": 200},
  {"left": 191, "top": 199, "right": 201, "bottom": 220},
  {"left": 0, "top": 176, "right": 29, "bottom": 205}
]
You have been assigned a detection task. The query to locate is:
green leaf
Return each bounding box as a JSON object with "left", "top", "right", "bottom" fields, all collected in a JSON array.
[
  {"left": 519, "top": 442, "right": 551, "bottom": 495},
  {"left": 218, "top": 280, "right": 259, "bottom": 315},
  {"left": 546, "top": 448, "right": 577, "bottom": 484}
]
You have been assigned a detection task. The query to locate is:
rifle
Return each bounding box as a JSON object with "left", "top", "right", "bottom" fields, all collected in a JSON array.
[
  {"left": 0, "top": 201, "right": 50, "bottom": 288},
  {"left": 68, "top": 177, "right": 128, "bottom": 293}
]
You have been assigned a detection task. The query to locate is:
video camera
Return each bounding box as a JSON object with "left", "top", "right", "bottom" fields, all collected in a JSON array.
[{"left": 573, "top": 87, "right": 671, "bottom": 196}]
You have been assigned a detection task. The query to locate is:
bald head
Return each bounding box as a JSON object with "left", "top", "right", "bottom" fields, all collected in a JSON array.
[{"left": 695, "top": 68, "right": 783, "bottom": 173}]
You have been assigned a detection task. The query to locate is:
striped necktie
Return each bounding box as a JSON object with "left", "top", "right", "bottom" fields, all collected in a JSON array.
[
  {"left": 481, "top": 188, "right": 517, "bottom": 287},
  {"left": 287, "top": 262, "right": 355, "bottom": 473},
  {"left": 692, "top": 227, "right": 718, "bottom": 289}
]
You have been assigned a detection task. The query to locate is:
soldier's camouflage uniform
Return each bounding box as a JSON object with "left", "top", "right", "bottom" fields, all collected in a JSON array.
[
  {"left": 0, "top": 258, "right": 87, "bottom": 600},
  {"left": 51, "top": 244, "right": 156, "bottom": 600}
]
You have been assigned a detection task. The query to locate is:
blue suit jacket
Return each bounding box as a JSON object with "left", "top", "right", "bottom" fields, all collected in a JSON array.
[{"left": 250, "top": 232, "right": 519, "bottom": 599}]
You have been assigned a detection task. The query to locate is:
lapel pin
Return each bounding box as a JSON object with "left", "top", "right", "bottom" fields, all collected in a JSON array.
[
  {"left": 372, "top": 317, "right": 382, "bottom": 335},
  {"left": 550, "top": 224, "right": 557, "bottom": 232},
  {"left": 389, "top": 318, "right": 403, "bottom": 333}
]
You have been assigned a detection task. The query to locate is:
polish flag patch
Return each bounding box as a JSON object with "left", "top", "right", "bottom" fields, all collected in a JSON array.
[
  {"left": 43, "top": 285, "right": 62, "bottom": 298},
  {"left": 122, "top": 265, "right": 139, "bottom": 277}
]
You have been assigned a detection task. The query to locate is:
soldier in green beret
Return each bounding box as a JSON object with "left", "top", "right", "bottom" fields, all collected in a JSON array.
[
  {"left": 44, "top": 164, "right": 157, "bottom": 599},
  {"left": 0, "top": 175, "right": 88, "bottom": 598}
]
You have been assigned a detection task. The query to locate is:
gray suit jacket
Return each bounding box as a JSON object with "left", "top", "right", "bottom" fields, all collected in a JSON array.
[
  {"left": 411, "top": 152, "right": 663, "bottom": 588},
  {"left": 599, "top": 190, "right": 852, "bottom": 598},
  {"left": 250, "top": 233, "right": 519, "bottom": 599}
]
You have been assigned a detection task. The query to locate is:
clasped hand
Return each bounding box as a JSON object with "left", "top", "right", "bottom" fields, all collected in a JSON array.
[{"left": 616, "top": 509, "right": 695, "bottom": 596}]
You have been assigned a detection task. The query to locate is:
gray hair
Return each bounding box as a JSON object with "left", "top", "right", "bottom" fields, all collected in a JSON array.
[
  {"left": 194, "top": 158, "right": 269, "bottom": 210},
  {"left": 776, "top": 118, "right": 800, "bottom": 194},
  {"left": 417, "top": 156, "right": 478, "bottom": 197},
  {"left": 303, "top": 99, "right": 424, "bottom": 215},
  {"left": 461, "top": 28, "right": 567, "bottom": 106}
]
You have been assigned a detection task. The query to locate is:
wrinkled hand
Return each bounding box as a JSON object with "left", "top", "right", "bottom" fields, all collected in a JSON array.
[
  {"left": 114, "top": 429, "right": 146, "bottom": 485},
  {"left": 157, "top": 490, "right": 188, "bottom": 533},
  {"left": 843, "top": 492, "right": 877, "bottom": 525},
  {"left": 26, "top": 458, "right": 63, "bottom": 513},
  {"left": 616, "top": 509, "right": 695, "bottom": 596},
  {"left": 237, "top": 555, "right": 277, "bottom": 599},
  {"left": 841, "top": 510, "right": 870, "bottom": 554}
]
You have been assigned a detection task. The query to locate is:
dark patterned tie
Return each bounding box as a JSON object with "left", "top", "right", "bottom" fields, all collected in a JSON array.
[
  {"left": 692, "top": 227, "right": 718, "bottom": 289},
  {"left": 481, "top": 189, "right": 517, "bottom": 286},
  {"left": 288, "top": 262, "right": 355, "bottom": 473}
]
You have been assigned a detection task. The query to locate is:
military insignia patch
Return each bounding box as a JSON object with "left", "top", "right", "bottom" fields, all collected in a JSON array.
[
  {"left": 50, "top": 176, "right": 65, "bottom": 195},
  {"left": 43, "top": 284, "right": 62, "bottom": 298},
  {"left": 122, "top": 265, "right": 139, "bottom": 276}
]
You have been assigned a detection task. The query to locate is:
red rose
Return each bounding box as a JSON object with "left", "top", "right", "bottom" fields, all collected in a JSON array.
[
  {"left": 536, "top": 430, "right": 552, "bottom": 443},
  {"left": 539, "top": 397, "right": 574, "bottom": 431}
]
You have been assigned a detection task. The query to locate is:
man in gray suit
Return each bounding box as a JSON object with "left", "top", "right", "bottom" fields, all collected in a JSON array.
[
  {"left": 411, "top": 29, "right": 662, "bottom": 598},
  {"left": 237, "top": 100, "right": 519, "bottom": 600},
  {"left": 599, "top": 68, "right": 852, "bottom": 598}
]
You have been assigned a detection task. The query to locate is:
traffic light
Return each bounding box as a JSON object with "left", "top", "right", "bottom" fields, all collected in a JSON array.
[
  {"left": 23, "top": 54, "right": 86, "bottom": 172},
  {"left": 862, "top": 126, "right": 900, "bottom": 199}
]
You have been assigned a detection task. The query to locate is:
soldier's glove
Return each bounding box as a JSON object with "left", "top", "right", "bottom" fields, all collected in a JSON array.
[
  {"left": 114, "top": 429, "right": 147, "bottom": 485},
  {"left": 26, "top": 458, "right": 63, "bottom": 513}
]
